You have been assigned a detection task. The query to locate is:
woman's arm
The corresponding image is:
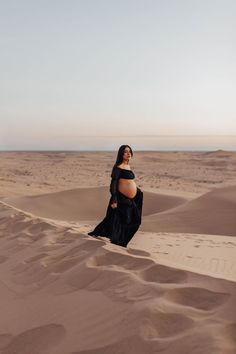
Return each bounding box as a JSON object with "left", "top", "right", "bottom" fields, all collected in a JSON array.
[{"left": 109, "top": 166, "right": 120, "bottom": 204}]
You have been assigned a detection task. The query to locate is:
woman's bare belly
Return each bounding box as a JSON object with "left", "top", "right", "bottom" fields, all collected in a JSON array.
[{"left": 118, "top": 179, "right": 137, "bottom": 199}]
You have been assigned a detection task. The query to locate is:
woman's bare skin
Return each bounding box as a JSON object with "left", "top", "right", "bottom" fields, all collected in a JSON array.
[{"left": 111, "top": 147, "right": 137, "bottom": 209}]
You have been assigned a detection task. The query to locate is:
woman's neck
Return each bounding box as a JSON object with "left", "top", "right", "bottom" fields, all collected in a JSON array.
[{"left": 123, "top": 160, "right": 129, "bottom": 165}]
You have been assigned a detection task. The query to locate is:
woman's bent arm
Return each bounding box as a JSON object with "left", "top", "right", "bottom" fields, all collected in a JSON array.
[{"left": 109, "top": 166, "right": 120, "bottom": 204}]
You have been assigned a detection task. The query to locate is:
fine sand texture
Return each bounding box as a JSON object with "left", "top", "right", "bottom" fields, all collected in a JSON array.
[{"left": 0, "top": 150, "right": 236, "bottom": 354}]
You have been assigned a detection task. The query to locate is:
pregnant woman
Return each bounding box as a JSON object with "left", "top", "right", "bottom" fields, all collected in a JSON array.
[{"left": 88, "top": 145, "right": 143, "bottom": 247}]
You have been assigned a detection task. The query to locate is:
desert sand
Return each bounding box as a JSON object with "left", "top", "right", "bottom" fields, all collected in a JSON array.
[{"left": 0, "top": 150, "right": 236, "bottom": 354}]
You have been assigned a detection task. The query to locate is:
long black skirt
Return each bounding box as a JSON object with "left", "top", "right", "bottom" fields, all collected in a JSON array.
[{"left": 88, "top": 187, "right": 143, "bottom": 247}]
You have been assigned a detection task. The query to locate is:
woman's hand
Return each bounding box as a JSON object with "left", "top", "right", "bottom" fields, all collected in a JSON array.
[{"left": 111, "top": 202, "right": 117, "bottom": 209}]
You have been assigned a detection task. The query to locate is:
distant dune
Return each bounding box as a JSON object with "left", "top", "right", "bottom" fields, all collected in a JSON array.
[
  {"left": 202, "top": 149, "right": 236, "bottom": 158},
  {"left": 4, "top": 187, "right": 187, "bottom": 221},
  {"left": 4, "top": 185, "right": 236, "bottom": 236},
  {"left": 141, "top": 185, "right": 236, "bottom": 236}
]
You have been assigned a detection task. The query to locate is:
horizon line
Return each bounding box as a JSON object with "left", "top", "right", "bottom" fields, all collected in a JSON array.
[
  {"left": 1, "top": 148, "right": 236, "bottom": 153},
  {"left": 50, "top": 134, "right": 236, "bottom": 137}
]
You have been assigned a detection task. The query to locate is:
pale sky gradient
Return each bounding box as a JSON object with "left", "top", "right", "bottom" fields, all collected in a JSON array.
[{"left": 1, "top": 0, "right": 236, "bottom": 150}]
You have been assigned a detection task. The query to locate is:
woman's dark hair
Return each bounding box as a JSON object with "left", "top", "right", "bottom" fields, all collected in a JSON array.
[{"left": 111, "top": 145, "right": 133, "bottom": 177}]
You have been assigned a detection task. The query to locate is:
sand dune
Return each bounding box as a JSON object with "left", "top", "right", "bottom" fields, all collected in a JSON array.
[
  {"left": 0, "top": 202, "right": 236, "bottom": 354},
  {"left": 1, "top": 151, "right": 236, "bottom": 353},
  {"left": 202, "top": 149, "right": 236, "bottom": 158},
  {"left": 141, "top": 185, "right": 236, "bottom": 236},
  {"left": 4, "top": 184, "right": 236, "bottom": 240},
  {"left": 4, "top": 187, "right": 187, "bottom": 221}
]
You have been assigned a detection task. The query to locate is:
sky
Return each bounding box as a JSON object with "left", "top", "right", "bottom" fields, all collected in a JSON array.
[{"left": 0, "top": 0, "right": 236, "bottom": 150}]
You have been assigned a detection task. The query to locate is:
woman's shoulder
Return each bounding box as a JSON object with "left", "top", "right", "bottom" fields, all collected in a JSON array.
[
  {"left": 111, "top": 164, "right": 132, "bottom": 178},
  {"left": 116, "top": 164, "right": 131, "bottom": 170},
  {"left": 111, "top": 165, "right": 121, "bottom": 177}
]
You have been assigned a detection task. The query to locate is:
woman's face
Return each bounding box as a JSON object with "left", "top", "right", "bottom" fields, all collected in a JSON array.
[{"left": 123, "top": 146, "right": 132, "bottom": 161}]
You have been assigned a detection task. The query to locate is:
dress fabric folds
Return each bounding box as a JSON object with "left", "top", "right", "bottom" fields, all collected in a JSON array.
[{"left": 88, "top": 187, "right": 143, "bottom": 247}]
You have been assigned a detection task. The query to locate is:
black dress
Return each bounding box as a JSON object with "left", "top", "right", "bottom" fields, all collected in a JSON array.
[{"left": 88, "top": 166, "right": 143, "bottom": 247}]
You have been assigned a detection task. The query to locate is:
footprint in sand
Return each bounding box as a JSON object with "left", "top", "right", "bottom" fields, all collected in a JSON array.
[
  {"left": 139, "top": 264, "right": 188, "bottom": 284},
  {"left": 89, "top": 250, "right": 153, "bottom": 271},
  {"left": 139, "top": 310, "right": 195, "bottom": 339},
  {"left": 165, "top": 287, "right": 230, "bottom": 311}
]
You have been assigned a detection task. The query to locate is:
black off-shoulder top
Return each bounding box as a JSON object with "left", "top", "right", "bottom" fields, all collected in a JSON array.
[
  {"left": 109, "top": 166, "right": 135, "bottom": 204},
  {"left": 118, "top": 167, "right": 135, "bottom": 180}
]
